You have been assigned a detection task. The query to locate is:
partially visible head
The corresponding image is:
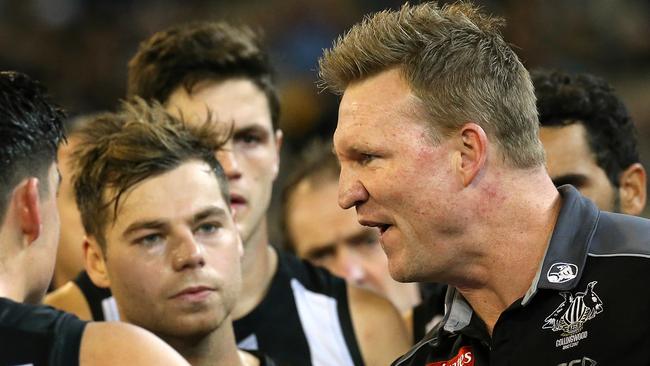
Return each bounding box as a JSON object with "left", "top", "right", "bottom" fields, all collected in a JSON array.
[
  {"left": 127, "top": 21, "right": 280, "bottom": 130},
  {"left": 534, "top": 69, "right": 647, "bottom": 215},
  {"left": 74, "top": 99, "right": 242, "bottom": 339},
  {"left": 128, "top": 21, "right": 283, "bottom": 248},
  {"left": 319, "top": 2, "right": 542, "bottom": 283},
  {"left": 0, "top": 71, "right": 65, "bottom": 303},
  {"left": 320, "top": 2, "right": 543, "bottom": 170},
  {"left": 53, "top": 114, "right": 102, "bottom": 289},
  {"left": 282, "top": 140, "right": 420, "bottom": 312}
]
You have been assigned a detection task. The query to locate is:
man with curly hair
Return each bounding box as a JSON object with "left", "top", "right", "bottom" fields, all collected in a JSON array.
[{"left": 534, "top": 69, "right": 646, "bottom": 215}]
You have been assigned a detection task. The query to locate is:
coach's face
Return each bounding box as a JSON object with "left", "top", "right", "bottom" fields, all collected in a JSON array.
[
  {"left": 334, "top": 68, "right": 466, "bottom": 283},
  {"left": 88, "top": 161, "right": 242, "bottom": 338}
]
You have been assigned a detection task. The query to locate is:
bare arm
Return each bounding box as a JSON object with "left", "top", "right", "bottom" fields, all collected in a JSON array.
[
  {"left": 80, "top": 322, "right": 190, "bottom": 366},
  {"left": 348, "top": 285, "right": 411, "bottom": 365}
]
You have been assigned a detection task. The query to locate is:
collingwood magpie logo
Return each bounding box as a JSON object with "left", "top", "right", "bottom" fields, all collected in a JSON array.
[
  {"left": 543, "top": 281, "right": 603, "bottom": 349},
  {"left": 547, "top": 262, "right": 578, "bottom": 284}
]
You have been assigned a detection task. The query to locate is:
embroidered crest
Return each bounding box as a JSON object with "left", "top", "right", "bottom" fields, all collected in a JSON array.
[{"left": 543, "top": 281, "right": 603, "bottom": 336}]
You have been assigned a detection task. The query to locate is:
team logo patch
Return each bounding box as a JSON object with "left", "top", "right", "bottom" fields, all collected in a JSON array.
[
  {"left": 547, "top": 262, "right": 578, "bottom": 283},
  {"left": 427, "top": 346, "right": 474, "bottom": 366},
  {"left": 543, "top": 281, "right": 603, "bottom": 349}
]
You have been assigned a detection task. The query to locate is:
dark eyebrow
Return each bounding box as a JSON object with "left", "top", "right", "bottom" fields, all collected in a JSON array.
[
  {"left": 122, "top": 220, "right": 168, "bottom": 239},
  {"left": 122, "top": 206, "right": 228, "bottom": 239},
  {"left": 304, "top": 243, "right": 336, "bottom": 259},
  {"left": 192, "top": 206, "right": 228, "bottom": 224},
  {"left": 551, "top": 174, "right": 589, "bottom": 188}
]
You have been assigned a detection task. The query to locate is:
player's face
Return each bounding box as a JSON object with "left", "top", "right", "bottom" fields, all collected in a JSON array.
[
  {"left": 166, "top": 78, "right": 281, "bottom": 247},
  {"left": 101, "top": 161, "right": 242, "bottom": 338},
  {"left": 287, "top": 180, "right": 419, "bottom": 312},
  {"left": 54, "top": 137, "right": 85, "bottom": 287},
  {"left": 540, "top": 123, "right": 618, "bottom": 212},
  {"left": 334, "top": 68, "right": 465, "bottom": 283}
]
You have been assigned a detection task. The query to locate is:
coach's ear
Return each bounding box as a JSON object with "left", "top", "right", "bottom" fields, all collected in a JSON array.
[
  {"left": 618, "top": 163, "right": 647, "bottom": 216},
  {"left": 84, "top": 237, "right": 111, "bottom": 289},
  {"left": 455, "top": 123, "right": 488, "bottom": 187},
  {"left": 16, "top": 178, "right": 42, "bottom": 244}
]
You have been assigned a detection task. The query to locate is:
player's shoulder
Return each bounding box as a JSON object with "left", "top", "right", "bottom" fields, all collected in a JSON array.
[
  {"left": 276, "top": 248, "right": 347, "bottom": 297},
  {"left": 80, "top": 322, "right": 189, "bottom": 365}
]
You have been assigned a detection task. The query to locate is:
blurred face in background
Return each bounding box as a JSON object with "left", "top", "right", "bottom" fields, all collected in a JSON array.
[
  {"left": 53, "top": 136, "right": 85, "bottom": 289},
  {"left": 286, "top": 179, "right": 420, "bottom": 314},
  {"left": 540, "top": 123, "right": 618, "bottom": 211},
  {"left": 166, "top": 78, "right": 282, "bottom": 248}
]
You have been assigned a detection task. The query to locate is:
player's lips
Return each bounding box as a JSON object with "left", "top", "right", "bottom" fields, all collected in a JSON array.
[
  {"left": 229, "top": 193, "right": 247, "bottom": 213},
  {"left": 169, "top": 286, "right": 215, "bottom": 302}
]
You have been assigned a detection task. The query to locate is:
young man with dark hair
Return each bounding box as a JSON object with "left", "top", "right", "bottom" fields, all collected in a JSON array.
[
  {"left": 0, "top": 71, "right": 188, "bottom": 366},
  {"left": 72, "top": 99, "right": 272, "bottom": 366},
  {"left": 534, "top": 69, "right": 647, "bottom": 215},
  {"left": 48, "top": 21, "right": 410, "bottom": 366},
  {"left": 319, "top": 3, "right": 650, "bottom": 365}
]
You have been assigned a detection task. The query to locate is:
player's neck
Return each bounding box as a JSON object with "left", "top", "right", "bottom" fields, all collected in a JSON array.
[
  {"left": 233, "top": 218, "right": 278, "bottom": 319},
  {"left": 457, "top": 168, "right": 562, "bottom": 335},
  {"left": 0, "top": 241, "right": 28, "bottom": 302},
  {"left": 163, "top": 316, "right": 244, "bottom": 366}
]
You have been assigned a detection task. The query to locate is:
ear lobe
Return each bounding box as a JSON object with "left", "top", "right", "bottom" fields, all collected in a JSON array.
[
  {"left": 457, "top": 123, "right": 488, "bottom": 187},
  {"left": 618, "top": 163, "right": 647, "bottom": 216},
  {"left": 84, "top": 238, "right": 111, "bottom": 288},
  {"left": 17, "top": 178, "right": 42, "bottom": 244}
]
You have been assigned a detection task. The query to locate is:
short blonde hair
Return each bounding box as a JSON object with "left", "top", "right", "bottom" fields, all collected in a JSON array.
[{"left": 319, "top": 2, "right": 544, "bottom": 169}]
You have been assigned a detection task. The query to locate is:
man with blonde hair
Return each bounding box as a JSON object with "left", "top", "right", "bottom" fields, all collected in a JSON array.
[{"left": 319, "top": 2, "right": 650, "bottom": 365}]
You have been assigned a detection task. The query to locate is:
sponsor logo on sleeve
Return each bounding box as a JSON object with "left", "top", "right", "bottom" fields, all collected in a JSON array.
[
  {"left": 427, "top": 346, "right": 474, "bottom": 366},
  {"left": 557, "top": 356, "right": 597, "bottom": 366},
  {"left": 542, "top": 281, "right": 603, "bottom": 350},
  {"left": 547, "top": 263, "right": 578, "bottom": 283}
]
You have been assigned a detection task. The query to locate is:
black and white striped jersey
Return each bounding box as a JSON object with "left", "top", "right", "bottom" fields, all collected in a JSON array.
[
  {"left": 73, "top": 270, "right": 119, "bottom": 321},
  {"left": 0, "top": 298, "right": 87, "bottom": 366},
  {"left": 234, "top": 249, "right": 364, "bottom": 366},
  {"left": 392, "top": 185, "right": 650, "bottom": 366}
]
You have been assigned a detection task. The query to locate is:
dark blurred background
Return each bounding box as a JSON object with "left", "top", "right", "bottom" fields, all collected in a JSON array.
[{"left": 2, "top": 0, "right": 648, "bottom": 240}]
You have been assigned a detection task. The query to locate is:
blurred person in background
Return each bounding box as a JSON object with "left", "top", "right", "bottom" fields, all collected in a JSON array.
[
  {"left": 46, "top": 113, "right": 116, "bottom": 322},
  {"left": 282, "top": 140, "right": 445, "bottom": 343},
  {"left": 534, "top": 69, "right": 647, "bottom": 215},
  {"left": 0, "top": 70, "right": 189, "bottom": 366}
]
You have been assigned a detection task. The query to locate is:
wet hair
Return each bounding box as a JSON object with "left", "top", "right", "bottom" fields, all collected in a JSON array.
[
  {"left": 0, "top": 71, "right": 65, "bottom": 221},
  {"left": 533, "top": 69, "right": 640, "bottom": 187},
  {"left": 127, "top": 21, "right": 280, "bottom": 129},
  {"left": 281, "top": 139, "right": 339, "bottom": 252},
  {"left": 73, "top": 98, "right": 229, "bottom": 250},
  {"left": 319, "top": 2, "right": 543, "bottom": 169}
]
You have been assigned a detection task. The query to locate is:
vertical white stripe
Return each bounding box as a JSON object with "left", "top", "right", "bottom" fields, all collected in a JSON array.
[
  {"left": 290, "top": 279, "right": 355, "bottom": 366},
  {"left": 101, "top": 296, "right": 120, "bottom": 321},
  {"left": 237, "top": 334, "right": 259, "bottom": 350}
]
